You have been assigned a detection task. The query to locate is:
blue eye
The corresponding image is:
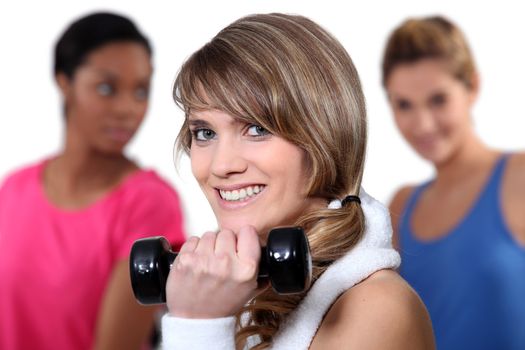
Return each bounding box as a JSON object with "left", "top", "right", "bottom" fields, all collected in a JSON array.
[
  {"left": 247, "top": 124, "right": 270, "bottom": 137},
  {"left": 96, "top": 83, "right": 114, "bottom": 96},
  {"left": 194, "top": 128, "right": 216, "bottom": 141}
]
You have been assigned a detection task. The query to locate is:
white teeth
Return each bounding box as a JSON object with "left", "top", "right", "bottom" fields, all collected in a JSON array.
[{"left": 220, "top": 185, "right": 264, "bottom": 202}]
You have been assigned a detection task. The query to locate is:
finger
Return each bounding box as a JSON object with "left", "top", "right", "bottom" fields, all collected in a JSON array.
[
  {"left": 194, "top": 231, "right": 217, "bottom": 254},
  {"left": 214, "top": 229, "right": 237, "bottom": 257},
  {"left": 236, "top": 225, "right": 261, "bottom": 264},
  {"left": 179, "top": 235, "right": 199, "bottom": 253}
]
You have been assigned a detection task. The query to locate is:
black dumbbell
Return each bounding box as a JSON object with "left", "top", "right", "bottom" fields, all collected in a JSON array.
[{"left": 130, "top": 226, "right": 312, "bottom": 305}]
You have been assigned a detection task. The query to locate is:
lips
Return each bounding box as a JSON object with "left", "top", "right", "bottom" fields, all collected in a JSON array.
[{"left": 105, "top": 127, "right": 134, "bottom": 142}]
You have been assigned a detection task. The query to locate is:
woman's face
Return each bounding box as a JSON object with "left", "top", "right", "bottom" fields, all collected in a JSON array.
[
  {"left": 189, "top": 109, "right": 322, "bottom": 238},
  {"left": 386, "top": 59, "right": 477, "bottom": 165},
  {"left": 58, "top": 41, "right": 152, "bottom": 154}
]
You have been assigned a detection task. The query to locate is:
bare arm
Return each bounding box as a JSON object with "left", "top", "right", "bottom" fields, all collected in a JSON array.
[
  {"left": 388, "top": 186, "right": 415, "bottom": 250},
  {"left": 310, "top": 269, "right": 435, "bottom": 350},
  {"left": 93, "top": 259, "right": 160, "bottom": 350}
]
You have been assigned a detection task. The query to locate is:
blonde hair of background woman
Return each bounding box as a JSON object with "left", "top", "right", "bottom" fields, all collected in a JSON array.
[
  {"left": 382, "top": 15, "right": 477, "bottom": 89},
  {"left": 174, "top": 13, "right": 367, "bottom": 349}
]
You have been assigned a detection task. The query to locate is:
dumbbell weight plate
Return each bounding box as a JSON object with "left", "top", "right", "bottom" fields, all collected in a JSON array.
[
  {"left": 130, "top": 236, "right": 173, "bottom": 305},
  {"left": 266, "top": 227, "right": 312, "bottom": 294}
]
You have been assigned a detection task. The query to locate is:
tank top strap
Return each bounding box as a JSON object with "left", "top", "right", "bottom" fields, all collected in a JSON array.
[{"left": 476, "top": 153, "right": 511, "bottom": 206}]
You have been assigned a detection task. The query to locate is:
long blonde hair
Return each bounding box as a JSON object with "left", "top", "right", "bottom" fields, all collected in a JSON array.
[
  {"left": 173, "top": 13, "right": 367, "bottom": 349},
  {"left": 382, "top": 15, "right": 477, "bottom": 89}
]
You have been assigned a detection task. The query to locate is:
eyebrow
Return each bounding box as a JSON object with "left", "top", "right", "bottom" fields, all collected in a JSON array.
[
  {"left": 90, "top": 69, "right": 118, "bottom": 79},
  {"left": 387, "top": 92, "right": 405, "bottom": 101},
  {"left": 90, "top": 69, "right": 151, "bottom": 84},
  {"left": 188, "top": 118, "right": 212, "bottom": 128}
]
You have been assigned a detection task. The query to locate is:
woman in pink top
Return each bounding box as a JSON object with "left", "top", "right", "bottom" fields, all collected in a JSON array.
[{"left": 0, "top": 12, "right": 185, "bottom": 350}]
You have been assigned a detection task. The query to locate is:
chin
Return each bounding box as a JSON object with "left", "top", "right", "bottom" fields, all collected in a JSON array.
[
  {"left": 418, "top": 149, "right": 450, "bottom": 166},
  {"left": 218, "top": 217, "right": 270, "bottom": 236},
  {"left": 219, "top": 218, "right": 256, "bottom": 231},
  {"left": 97, "top": 143, "right": 126, "bottom": 156}
]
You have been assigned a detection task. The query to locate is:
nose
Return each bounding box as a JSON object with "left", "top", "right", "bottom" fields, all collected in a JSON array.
[
  {"left": 210, "top": 138, "right": 248, "bottom": 178},
  {"left": 113, "top": 91, "right": 146, "bottom": 119},
  {"left": 411, "top": 108, "right": 436, "bottom": 134}
]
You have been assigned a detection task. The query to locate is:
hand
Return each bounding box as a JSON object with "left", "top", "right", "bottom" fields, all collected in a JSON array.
[{"left": 165, "top": 225, "right": 261, "bottom": 319}]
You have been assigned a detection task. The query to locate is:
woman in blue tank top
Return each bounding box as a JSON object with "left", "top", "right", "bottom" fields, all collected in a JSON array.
[{"left": 381, "top": 16, "right": 525, "bottom": 350}]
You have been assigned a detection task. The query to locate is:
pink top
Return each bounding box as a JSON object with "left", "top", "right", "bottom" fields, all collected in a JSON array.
[{"left": 0, "top": 160, "right": 186, "bottom": 350}]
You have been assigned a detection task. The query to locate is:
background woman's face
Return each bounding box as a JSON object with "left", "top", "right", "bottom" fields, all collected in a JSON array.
[
  {"left": 59, "top": 42, "right": 152, "bottom": 154},
  {"left": 386, "top": 59, "right": 477, "bottom": 165},
  {"left": 189, "top": 109, "right": 321, "bottom": 238}
]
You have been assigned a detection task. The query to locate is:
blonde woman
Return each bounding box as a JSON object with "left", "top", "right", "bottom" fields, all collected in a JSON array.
[
  {"left": 162, "top": 13, "right": 434, "bottom": 349},
  {"left": 384, "top": 16, "right": 525, "bottom": 349}
]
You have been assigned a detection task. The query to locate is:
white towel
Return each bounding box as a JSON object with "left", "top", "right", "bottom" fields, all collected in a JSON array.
[
  {"left": 162, "top": 189, "right": 400, "bottom": 349},
  {"left": 270, "top": 189, "right": 400, "bottom": 349}
]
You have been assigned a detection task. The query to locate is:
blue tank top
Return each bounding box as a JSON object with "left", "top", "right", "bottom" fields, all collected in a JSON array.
[{"left": 399, "top": 155, "right": 525, "bottom": 350}]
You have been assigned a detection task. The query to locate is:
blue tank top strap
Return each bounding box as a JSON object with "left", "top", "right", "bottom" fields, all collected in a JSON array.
[{"left": 476, "top": 153, "right": 510, "bottom": 206}]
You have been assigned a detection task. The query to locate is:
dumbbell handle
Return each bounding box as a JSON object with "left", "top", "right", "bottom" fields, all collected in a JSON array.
[
  {"left": 163, "top": 248, "right": 270, "bottom": 278},
  {"left": 149, "top": 246, "right": 271, "bottom": 303}
]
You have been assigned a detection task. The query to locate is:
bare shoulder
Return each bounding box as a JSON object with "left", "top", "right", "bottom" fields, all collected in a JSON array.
[
  {"left": 388, "top": 185, "right": 415, "bottom": 249},
  {"left": 506, "top": 152, "right": 525, "bottom": 184},
  {"left": 310, "top": 269, "right": 435, "bottom": 350},
  {"left": 504, "top": 152, "right": 525, "bottom": 205},
  {"left": 509, "top": 152, "right": 525, "bottom": 164},
  {"left": 389, "top": 185, "right": 416, "bottom": 216}
]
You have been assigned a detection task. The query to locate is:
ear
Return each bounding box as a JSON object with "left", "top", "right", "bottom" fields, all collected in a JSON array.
[
  {"left": 468, "top": 71, "right": 480, "bottom": 104},
  {"left": 55, "top": 72, "right": 72, "bottom": 97}
]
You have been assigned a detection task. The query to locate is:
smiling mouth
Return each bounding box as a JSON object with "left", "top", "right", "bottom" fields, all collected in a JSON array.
[
  {"left": 219, "top": 185, "right": 265, "bottom": 202},
  {"left": 415, "top": 137, "right": 437, "bottom": 149}
]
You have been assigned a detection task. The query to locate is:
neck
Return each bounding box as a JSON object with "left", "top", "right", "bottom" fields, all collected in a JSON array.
[
  {"left": 433, "top": 130, "right": 499, "bottom": 186},
  {"left": 59, "top": 149, "right": 133, "bottom": 183},
  {"left": 47, "top": 128, "right": 137, "bottom": 193}
]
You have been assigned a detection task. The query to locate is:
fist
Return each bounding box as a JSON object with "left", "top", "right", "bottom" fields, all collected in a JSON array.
[{"left": 165, "top": 225, "right": 262, "bottom": 318}]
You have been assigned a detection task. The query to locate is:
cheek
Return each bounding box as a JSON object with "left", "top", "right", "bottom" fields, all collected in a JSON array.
[
  {"left": 73, "top": 93, "right": 107, "bottom": 121},
  {"left": 131, "top": 106, "right": 148, "bottom": 128},
  {"left": 135, "top": 102, "right": 149, "bottom": 119},
  {"left": 394, "top": 114, "right": 414, "bottom": 138},
  {"left": 281, "top": 151, "right": 310, "bottom": 196},
  {"left": 440, "top": 102, "right": 469, "bottom": 132},
  {"left": 190, "top": 148, "right": 210, "bottom": 184}
]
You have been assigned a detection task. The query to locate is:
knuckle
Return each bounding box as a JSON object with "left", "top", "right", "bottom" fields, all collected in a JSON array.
[
  {"left": 209, "top": 254, "right": 232, "bottom": 281},
  {"left": 217, "top": 229, "right": 234, "bottom": 242},
  {"left": 236, "top": 260, "right": 258, "bottom": 282},
  {"left": 181, "top": 236, "right": 199, "bottom": 249},
  {"left": 174, "top": 252, "right": 193, "bottom": 270},
  {"left": 219, "top": 228, "right": 234, "bottom": 237},
  {"left": 186, "top": 236, "right": 200, "bottom": 245},
  {"left": 202, "top": 231, "right": 217, "bottom": 239}
]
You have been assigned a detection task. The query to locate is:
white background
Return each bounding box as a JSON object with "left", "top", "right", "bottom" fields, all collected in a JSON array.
[{"left": 1, "top": 0, "right": 524, "bottom": 236}]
